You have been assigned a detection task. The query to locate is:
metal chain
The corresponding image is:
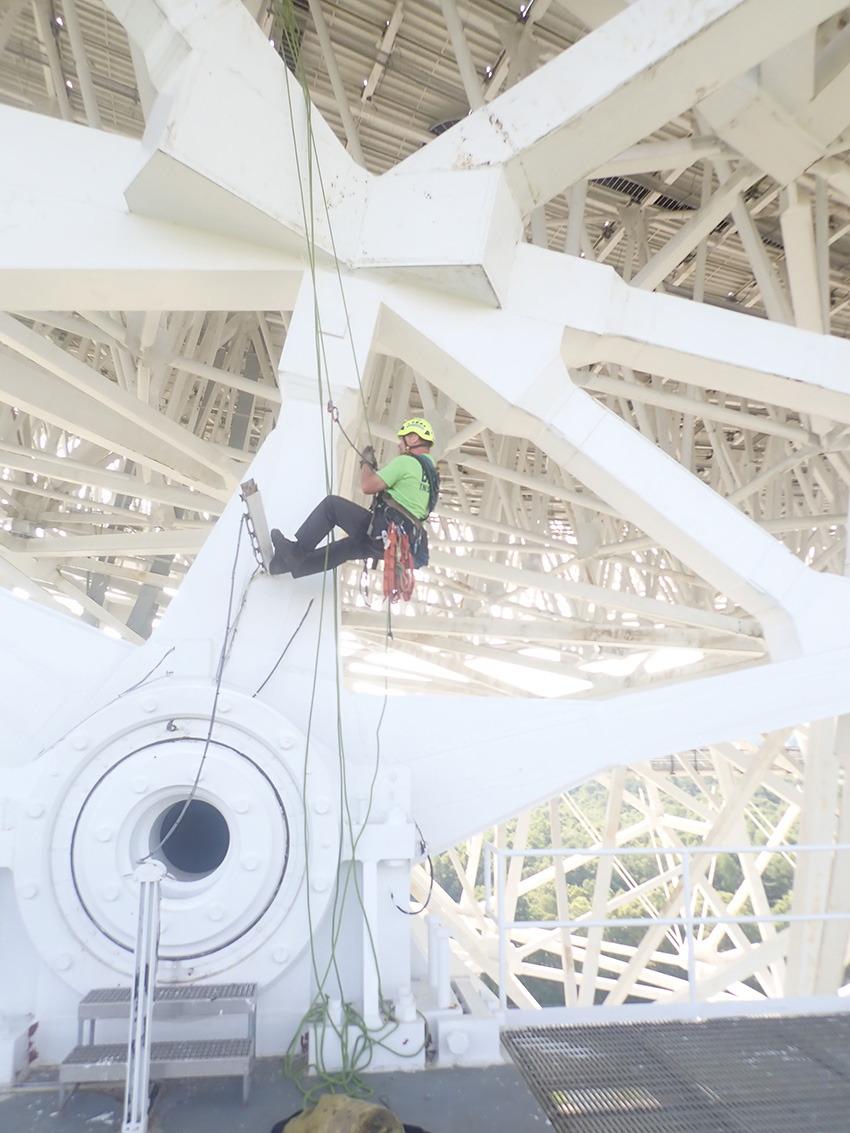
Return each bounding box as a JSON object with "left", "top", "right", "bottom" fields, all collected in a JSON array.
[{"left": 240, "top": 501, "right": 265, "bottom": 570}]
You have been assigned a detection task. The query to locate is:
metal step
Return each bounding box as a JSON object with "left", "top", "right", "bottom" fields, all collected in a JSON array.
[
  {"left": 59, "top": 1038, "right": 253, "bottom": 1106},
  {"left": 76, "top": 983, "right": 257, "bottom": 1044}
]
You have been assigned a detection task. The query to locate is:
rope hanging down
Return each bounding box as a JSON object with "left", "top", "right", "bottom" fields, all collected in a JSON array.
[
  {"left": 327, "top": 401, "right": 375, "bottom": 467},
  {"left": 382, "top": 523, "right": 415, "bottom": 603}
]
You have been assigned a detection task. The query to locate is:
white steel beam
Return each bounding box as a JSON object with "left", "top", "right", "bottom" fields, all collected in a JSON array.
[
  {"left": 0, "top": 446, "right": 225, "bottom": 510},
  {"left": 427, "top": 551, "right": 755, "bottom": 635},
  {"left": 8, "top": 529, "right": 208, "bottom": 558},
  {"left": 402, "top": 0, "right": 850, "bottom": 212},
  {"left": 439, "top": 0, "right": 484, "bottom": 110},
  {"left": 589, "top": 137, "right": 728, "bottom": 180},
  {"left": 0, "top": 316, "right": 239, "bottom": 489},
  {"left": 376, "top": 273, "right": 850, "bottom": 658},
  {"left": 631, "top": 165, "right": 763, "bottom": 292},
  {"left": 361, "top": 0, "right": 405, "bottom": 103},
  {"left": 61, "top": 0, "right": 102, "bottom": 129},
  {"left": 779, "top": 182, "right": 826, "bottom": 332},
  {"left": 305, "top": 0, "right": 366, "bottom": 166}
]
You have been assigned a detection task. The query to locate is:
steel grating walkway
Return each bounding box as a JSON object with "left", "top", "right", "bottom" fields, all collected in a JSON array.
[{"left": 502, "top": 1013, "right": 850, "bottom": 1132}]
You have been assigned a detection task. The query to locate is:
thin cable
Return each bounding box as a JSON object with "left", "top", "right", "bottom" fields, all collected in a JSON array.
[
  {"left": 34, "top": 646, "right": 177, "bottom": 760},
  {"left": 119, "top": 646, "right": 176, "bottom": 695},
  {"left": 252, "top": 599, "right": 314, "bottom": 697},
  {"left": 394, "top": 821, "right": 434, "bottom": 915},
  {"left": 138, "top": 515, "right": 247, "bottom": 863}
]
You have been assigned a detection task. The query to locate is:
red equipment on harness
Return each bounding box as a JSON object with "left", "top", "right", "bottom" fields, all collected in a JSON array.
[{"left": 383, "top": 522, "right": 415, "bottom": 602}]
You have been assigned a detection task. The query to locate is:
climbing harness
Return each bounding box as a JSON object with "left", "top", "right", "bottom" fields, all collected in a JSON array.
[
  {"left": 328, "top": 401, "right": 438, "bottom": 594},
  {"left": 382, "top": 522, "right": 415, "bottom": 603}
]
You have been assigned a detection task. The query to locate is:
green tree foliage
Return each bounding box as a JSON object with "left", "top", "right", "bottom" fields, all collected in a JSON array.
[{"left": 428, "top": 771, "right": 802, "bottom": 1006}]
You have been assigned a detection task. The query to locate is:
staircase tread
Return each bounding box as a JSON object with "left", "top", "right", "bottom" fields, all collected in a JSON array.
[
  {"left": 80, "top": 983, "right": 256, "bottom": 1006},
  {"left": 62, "top": 1038, "right": 253, "bottom": 1066}
]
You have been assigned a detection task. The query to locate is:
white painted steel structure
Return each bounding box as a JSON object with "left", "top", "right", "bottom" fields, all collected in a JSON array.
[{"left": 3, "top": 0, "right": 850, "bottom": 1082}]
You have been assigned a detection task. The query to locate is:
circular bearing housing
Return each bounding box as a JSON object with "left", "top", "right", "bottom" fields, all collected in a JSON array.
[{"left": 13, "top": 682, "right": 339, "bottom": 991}]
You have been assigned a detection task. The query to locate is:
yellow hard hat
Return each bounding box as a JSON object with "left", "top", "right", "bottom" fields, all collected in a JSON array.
[{"left": 397, "top": 417, "right": 435, "bottom": 444}]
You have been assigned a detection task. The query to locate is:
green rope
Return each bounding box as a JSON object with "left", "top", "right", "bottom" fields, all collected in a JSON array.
[{"left": 272, "top": 0, "right": 426, "bottom": 1102}]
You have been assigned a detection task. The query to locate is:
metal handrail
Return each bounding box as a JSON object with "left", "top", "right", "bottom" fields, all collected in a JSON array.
[{"left": 483, "top": 841, "right": 850, "bottom": 1011}]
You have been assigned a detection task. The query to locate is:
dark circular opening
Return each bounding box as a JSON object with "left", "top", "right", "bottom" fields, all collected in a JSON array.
[{"left": 155, "top": 799, "right": 230, "bottom": 878}]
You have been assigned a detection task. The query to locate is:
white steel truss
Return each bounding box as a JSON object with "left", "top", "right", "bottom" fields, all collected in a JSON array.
[{"left": 3, "top": 0, "right": 850, "bottom": 1057}]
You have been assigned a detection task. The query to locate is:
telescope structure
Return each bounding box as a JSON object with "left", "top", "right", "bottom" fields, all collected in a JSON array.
[{"left": 3, "top": 0, "right": 850, "bottom": 1084}]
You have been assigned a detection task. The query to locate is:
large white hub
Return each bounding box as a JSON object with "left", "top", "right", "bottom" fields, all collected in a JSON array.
[{"left": 13, "top": 681, "right": 340, "bottom": 990}]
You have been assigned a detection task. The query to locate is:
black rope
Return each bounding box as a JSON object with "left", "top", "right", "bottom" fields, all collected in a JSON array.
[
  {"left": 327, "top": 401, "right": 375, "bottom": 466},
  {"left": 252, "top": 599, "right": 315, "bottom": 697},
  {"left": 138, "top": 516, "right": 247, "bottom": 863},
  {"left": 393, "top": 823, "right": 434, "bottom": 915}
]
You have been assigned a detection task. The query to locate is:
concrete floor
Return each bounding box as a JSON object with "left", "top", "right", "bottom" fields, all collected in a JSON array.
[{"left": 0, "top": 1057, "right": 553, "bottom": 1132}]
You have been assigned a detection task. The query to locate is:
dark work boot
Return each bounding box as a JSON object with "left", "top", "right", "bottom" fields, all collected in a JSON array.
[{"left": 269, "top": 529, "right": 308, "bottom": 575}]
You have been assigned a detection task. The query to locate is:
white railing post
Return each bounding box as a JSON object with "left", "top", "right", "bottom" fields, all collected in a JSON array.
[
  {"left": 497, "top": 847, "right": 507, "bottom": 1011},
  {"left": 122, "top": 861, "right": 165, "bottom": 1133},
  {"left": 681, "top": 847, "right": 697, "bottom": 1004}
]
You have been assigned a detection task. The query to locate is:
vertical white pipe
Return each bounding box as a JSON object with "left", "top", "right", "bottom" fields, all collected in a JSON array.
[
  {"left": 32, "top": 0, "right": 73, "bottom": 120},
  {"left": 122, "top": 861, "right": 164, "bottom": 1133},
  {"left": 564, "top": 181, "right": 587, "bottom": 257},
  {"left": 360, "top": 859, "right": 381, "bottom": 1028},
  {"left": 427, "top": 914, "right": 442, "bottom": 990},
  {"left": 681, "top": 849, "right": 697, "bottom": 1004},
  {"left": 305, "top": 0, "right": 366, "bottom": 167},
  {"left": 61, "top": 0, "right": 102, "bottom": 128},
  {"left": 439, "top": 0, "right": 485, "bottom": 111},
  {"left": 436, "top": 927, "right": 452, "bottom": 1009}
]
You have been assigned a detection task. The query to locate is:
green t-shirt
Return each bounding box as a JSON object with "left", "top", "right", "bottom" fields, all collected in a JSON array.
[{"left": 378, "top": 454, "right": 435, "bottom": 519}]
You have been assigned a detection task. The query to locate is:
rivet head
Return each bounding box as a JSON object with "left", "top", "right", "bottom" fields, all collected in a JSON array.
[
  {"left": 103, "top": 885, "right": 120, "bottom": 902},
  {"left": 133, "top": 777, "right": 148, "bottom": 795},
  {"left": 27, "top": 801, "right": 44, "bottom": 819},
  {"left": 55, "top": 954, "right": 72, "bottom": 971},
  {"left": 141, "top": 696, "right": 157, "bottom": 713},
  {"left": 280, "top": 735, "right": 294, "bottom": 750},
  {"left": 208, "top": 904, "right": 225, "bottom": 922},
  {"left": 234, "top": 798, "right": 250, "bottom": 814},
  {"left": 273, "top": 948, "right": 290, "bottom": 964},
  {"left": 242, "top": 855, "right": 259, "bottom": 872},
  {"left": 20, "top": 882, "right": 38, "bottom": 899},
  {"left": 312, "top": 877, "right": 329, "bottom": 893},
  {"left": 72, "top": 734, "right": 88, "bottom": 751},
  {"left": 314, "top": 798, "right": 330, "bottom": 815},
  {"left": 218, "top": 699, "right": 231, "bottom": 714},
  {"left": 96, "top": 825, "right": 113, "bottom": 843}
]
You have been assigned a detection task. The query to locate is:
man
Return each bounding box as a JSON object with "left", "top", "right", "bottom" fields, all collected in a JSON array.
[{"left": 269, "top": 418, "right": 439, "bottom": 578}]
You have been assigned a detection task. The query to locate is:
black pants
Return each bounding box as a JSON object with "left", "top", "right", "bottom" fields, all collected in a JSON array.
[{"left": 291, "top": 495, "right": 384, "bottom": 578}]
